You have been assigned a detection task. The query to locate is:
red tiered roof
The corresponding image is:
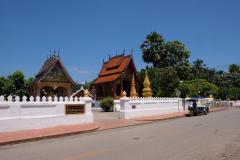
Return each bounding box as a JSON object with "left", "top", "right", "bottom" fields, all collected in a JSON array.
[
  {"left": 94, "top": 54, "right": 134, "bottom": 84},
  {"left": 94, "top": 74, "right": 121, "bottom": 84}
]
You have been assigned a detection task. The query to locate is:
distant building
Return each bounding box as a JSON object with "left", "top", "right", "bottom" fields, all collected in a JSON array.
[
  {"left": 94, "top": 54, "right": 141, "bottom": 99},
  {"left": 28, "top": 54, "right": 75, "bottom": 97}
]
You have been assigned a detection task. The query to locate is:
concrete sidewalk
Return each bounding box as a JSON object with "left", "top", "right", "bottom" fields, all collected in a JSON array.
[{"left": 0, "top": 107, "right": 226, "bottom": 146}]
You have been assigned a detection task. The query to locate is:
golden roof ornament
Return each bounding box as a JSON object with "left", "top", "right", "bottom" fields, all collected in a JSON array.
[
  {"left": 142, "top": 70, "right": 153, "bottom": 97},
  {"left": 84, "top": 89, "right": 90, "bottom": 97},
  {"left": 130, "top": 74, "right": 138, "bottom": 97}
]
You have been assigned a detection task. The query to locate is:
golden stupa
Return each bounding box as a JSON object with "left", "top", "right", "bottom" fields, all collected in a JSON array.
[
  {"left": 142, "top": 70, "right": 153, "bottom": 97},
  {"left": 130, "top": 74, "right": 138, "bottom": 97}
]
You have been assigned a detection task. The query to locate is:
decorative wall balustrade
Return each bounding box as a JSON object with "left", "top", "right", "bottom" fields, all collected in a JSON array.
[
  {"left": 0, "top": 95, "right": 86, "bottom": 103},
  {"left": 128, "top": 97, "right": 179, "bottom": 103},
  {"left": 0, "top": 95, "right": 93, "bottom": 132}
]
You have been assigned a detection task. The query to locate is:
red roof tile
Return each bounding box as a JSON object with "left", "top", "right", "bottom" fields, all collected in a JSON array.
[
  {"left": 94, "top": 74, "right": 121, "bottom": 84},
  {"left": 99, "top": 54, "right": 131, "bottom": 76}
]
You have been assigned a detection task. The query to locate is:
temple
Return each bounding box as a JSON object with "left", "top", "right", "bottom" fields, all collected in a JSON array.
[
  {"left": 94, "top": 54, "right": 141, "bottom": 99},
  {"left": 28, "top": 54, "right": 75, "bottom": 97}
]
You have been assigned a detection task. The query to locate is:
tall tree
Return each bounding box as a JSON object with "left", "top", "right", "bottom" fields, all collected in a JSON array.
[
  {"left": 164, "top": 40, "right": 190, "bottom": 67},
  {"left": 7, "top": 70, "right": 26, "bottom": 97},
  {"left": 192, "top": 59, "right": 206, "bottom": 76},
  {"left": 229, "top": 64, "right": 240, "bottom": 73},
  {"left": 140, "top": 32, "right": 165, "bottom": 68},
  {"left": 0, "top": 76, "right": 7, "bottom": 95},
  {"left": 155, "top": 67, "right": 180, "bottom": 97},
  {"left": 140, "top": 32, "right": 191, "bottom": 80}
]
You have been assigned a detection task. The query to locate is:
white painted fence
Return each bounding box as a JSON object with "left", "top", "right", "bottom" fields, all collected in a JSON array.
[
  {"left": 119, "top": 97, "right": 184, "bottom": 119},
  {"left": 0, "top": 95, "right": 93, "bottom": 132}
]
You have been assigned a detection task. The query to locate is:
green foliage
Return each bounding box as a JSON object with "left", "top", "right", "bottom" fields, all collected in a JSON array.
[
  {"left": 140, "top": 32, "right": 191, "bottom": 80},
  {"left": 155, "top": 67, "right": 180, "bottom": 97},
  {"left": 229, "top": 64, "right": 240, "bottom": 73},
  {"left": 0, "top": 70, "right": 32, "bottom": 97},
  {"left": 179, "top": 79, "right": 219, "bottom": 98},
  {"left": 217, "top": 87, "right": 240, "bottom": 100},
  {"left": 140, "top": 32, "right": 165, "bottom": 68},
  {"left": 8, "top": 70, "right": 26, "bottom": 97},
  {"left": 0, "top": 76, "right": 7, "bottom": 95},
  {"left": 100, "top": 97, "right": 114, "bottom": 112}
]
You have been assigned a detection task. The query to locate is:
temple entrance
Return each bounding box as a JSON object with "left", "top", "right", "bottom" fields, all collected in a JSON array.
[
  {"left": 123, "top": 78, "right": 131, "bottom": 97},
  {"left": 55, "top": 87, "right": 68, "bottom": 97},
  {"left": 40, "top": 86, "right": 54, "bottom": 97},
  {"left": 40, "top": 86, "right": 68, "bottom": 97},
  {"left": 115, "top": 84, "right": 121, "bottom": 96}
]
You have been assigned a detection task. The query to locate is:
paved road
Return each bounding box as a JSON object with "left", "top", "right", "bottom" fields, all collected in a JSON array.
[{"left": 1, "top": 108, "right": 240, "bottom": 160}]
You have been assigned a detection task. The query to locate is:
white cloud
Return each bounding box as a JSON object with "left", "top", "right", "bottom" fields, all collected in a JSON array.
[{"left": 72, "top": 66, "right": 89, "bottom": 75}]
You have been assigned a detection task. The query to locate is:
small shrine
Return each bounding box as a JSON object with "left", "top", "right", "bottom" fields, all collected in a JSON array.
[
  {"left": 94, "top": 54, "right": 141, "bottom": 99},
  {"left": 28, "top": 54, "right": 75, "bottom": 97}
]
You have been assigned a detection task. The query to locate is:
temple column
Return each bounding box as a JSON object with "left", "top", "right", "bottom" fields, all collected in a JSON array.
[
  {"left": 112, "top": 82, "right": 115, "bottom": 98},
  {"left": 36, "top": 83, "right": 41, "bottom": 97},
  {"left": 120, "top": 78, "right": 123, "bottom": 96}
]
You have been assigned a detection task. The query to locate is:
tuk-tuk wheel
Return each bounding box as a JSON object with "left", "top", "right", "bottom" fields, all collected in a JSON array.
[{"left": 204, "top": 110, "right": 208, "bottom": 115}]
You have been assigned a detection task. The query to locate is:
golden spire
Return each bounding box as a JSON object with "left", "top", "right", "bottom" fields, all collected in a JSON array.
[
  {"left": 130, "top": 74, "right": 138, "bottom": 97},
  {"left": 142, "top": 70, "right": 153, "bottom": 97}
]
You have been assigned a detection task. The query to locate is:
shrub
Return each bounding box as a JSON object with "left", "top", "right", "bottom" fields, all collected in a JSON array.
[{"left": 100, "top": 97, "right": 114, "bottom": 112}]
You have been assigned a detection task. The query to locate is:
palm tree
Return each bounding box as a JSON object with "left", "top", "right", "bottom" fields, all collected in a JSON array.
[{"left": 140, "top": 32, "right": 165, "bottom": 68}]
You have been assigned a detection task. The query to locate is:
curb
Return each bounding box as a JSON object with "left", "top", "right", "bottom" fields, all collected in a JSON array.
[{"left": 0, "top": 124, "right": 100, "bottom": 146}]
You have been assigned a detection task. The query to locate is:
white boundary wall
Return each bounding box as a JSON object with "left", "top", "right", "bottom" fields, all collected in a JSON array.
[
  {"left": 119, "top": 97, "right": 184, "bottom": 119},
  {"left": 232, "top": 100, "right": 240, "bottom": 107},
  {"left": 0, "top": 95, "right": 93, "bottom": 132}
]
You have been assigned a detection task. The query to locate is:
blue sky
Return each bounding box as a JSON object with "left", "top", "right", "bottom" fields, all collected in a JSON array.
[{"left": 0, "top": 0, "right": 240, "bottom": 83}]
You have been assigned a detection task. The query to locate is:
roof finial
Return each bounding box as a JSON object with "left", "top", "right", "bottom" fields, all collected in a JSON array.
[
  {"left": 53, "top": 50, "right": 56, "bottom": 57},
  {"left": 131, "top": 49, "right": 133, "bottom": 55},
  {"left": 58, "top": 48, "right": 60, "bottom": 57},
  {"left": 109, "top": 54, "right": 111, "bottom": 60}
]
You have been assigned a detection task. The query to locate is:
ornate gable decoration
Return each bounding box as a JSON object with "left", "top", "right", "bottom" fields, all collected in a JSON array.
[
  {"left": 42, "top": 64, "right": 69, "bottom": 83},
  {"left": 30, "top": 55, "right": 75, "bottom": 85}
]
